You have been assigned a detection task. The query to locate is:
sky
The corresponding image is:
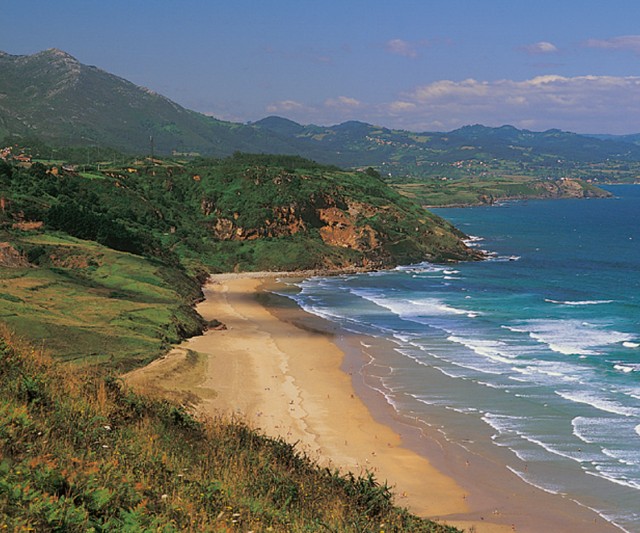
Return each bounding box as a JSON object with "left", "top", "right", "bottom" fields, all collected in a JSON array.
[{"left": 3, "top": 0, "right": 640, "bottom": 134}]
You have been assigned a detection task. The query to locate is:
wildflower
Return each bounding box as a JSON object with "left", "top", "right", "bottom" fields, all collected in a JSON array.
[{"left": 103, "top": 425, "right": 111, "bottom": 431}]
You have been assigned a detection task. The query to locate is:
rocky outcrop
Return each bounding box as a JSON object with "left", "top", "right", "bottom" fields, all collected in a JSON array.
[
  {"left": 534, "top": 178, "right": 610, "bottom": 198},
  {"left": 0, "top": 242, "right": 29, "bottom": 267},
  {"left": 317, "top": 206, "right": 379, "bottom": 251},
  {"left": 211, "top": 205, "right": 309, "bottom": 241},
  {"left": 207, "top": 193, "right": 478, "bottom": 267}
]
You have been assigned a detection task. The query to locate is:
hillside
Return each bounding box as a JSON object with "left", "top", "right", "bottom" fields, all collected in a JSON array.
[
  {"left": 0, "top": 49, "right": 299, "bottom": 157},
  {"left": 0, "top": 154, "right": 472, "bottom": 530},
  {"left": 0, "top": 328, "right": 458, "bottom": 532},
  {"left": 395, "top": 175, "right": 611, "bottom": 207},
  {"left": 0, "top": 155, "right": 478, "bottom": 278},
  {"left": 2, "top": 49, "right": 640, "bottom": 183},
  {"left": 252, "top": 119, "right": 640, "bottom": 182}
]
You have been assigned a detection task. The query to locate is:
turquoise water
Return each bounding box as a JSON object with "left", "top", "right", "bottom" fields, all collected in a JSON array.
[{"left": 284, "top": 185, "right": 640, "bottom": 531}]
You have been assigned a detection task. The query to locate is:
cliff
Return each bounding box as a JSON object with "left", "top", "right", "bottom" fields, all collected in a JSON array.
[{"left": 191, "top": 154, "right": 481, "bottom": 270}]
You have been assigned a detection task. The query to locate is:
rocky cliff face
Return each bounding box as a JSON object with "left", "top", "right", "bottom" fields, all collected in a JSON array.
[
  {"left": 0, "top": 242, "right": 29, "bottom": 268},
  {"left": 534, "top": 178, "right": 611, "bottom": 198},
  {"left": 205, "top": 189, "right": 480, "bottom": 268}
]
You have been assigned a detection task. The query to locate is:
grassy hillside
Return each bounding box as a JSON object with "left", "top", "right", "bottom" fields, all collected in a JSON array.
[
  {"left": 0, "top": 49, "right": 300, "bottom": 157},
  {"left": 0, "top": 231, "right": 204, "bottom": 370},
  {"left": 0, "top": 154, "right": 475, "bottom": 530},
  {"left": 0, "top": 329, "right": 459, "bottom": 532},
  {"left": 0, "top": 152, "right": 482, "bottom": 377}
]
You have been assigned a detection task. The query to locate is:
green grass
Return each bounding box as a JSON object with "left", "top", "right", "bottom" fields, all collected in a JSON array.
[
  {"left": 0, "top": 328, "right": 461, "bottom": 532},
  {"left": 0, "top": 232, "right": 203, "bottom": 371}
]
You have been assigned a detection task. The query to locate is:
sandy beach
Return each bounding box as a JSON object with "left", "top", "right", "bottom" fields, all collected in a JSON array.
[{"left": 125, "top": 273, "right": 620, "bottom": 533}]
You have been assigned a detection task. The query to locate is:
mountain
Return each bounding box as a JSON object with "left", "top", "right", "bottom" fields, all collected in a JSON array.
[
  {"left": 252, "top": 120, "right": 640, "bottom": 171},
  {"left": 0, "top": 49, "right": 302, "bottom": 156},
  {"left": 588, "top": 132, "right": 640, "bottom": 146},
  {"left": 3, "top": 49, "right": 640, "bottom": 180}
]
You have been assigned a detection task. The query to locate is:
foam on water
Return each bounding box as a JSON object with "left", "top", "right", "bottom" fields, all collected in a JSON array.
[
  {"left": 587, "top": 469, "right": 640, "bottom": 491},
  {"left": 446, "top": 335, "right": 516, "bottom": 365},
  {"left": 545, "top": 298, "right": 614, "bottom": 306},
  {"left": 289, "top": 186, "right": 640, "bottom": 531},
  {"left": 349, "top": 288, "right": 476, "bottom": 322},
  {"left": 506, "top": 319, "right": 633, "bottom": 356},
  {"left": 572, "top": 416, "right": 611, "bottom": 444},
  {"left": 393, "top": 262, "right": 445, "bottom": 275},
  {"left": 614, "top": 364, "right": 640, "bottom": 373},
  {"left": 556, "top": 390, "right": 640, "bottom": 417}
]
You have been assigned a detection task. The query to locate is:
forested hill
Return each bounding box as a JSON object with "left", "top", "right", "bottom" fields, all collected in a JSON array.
[
  {"left": 0, "top": 152, "right": 479, "bottom": 366},
  {"left": 3, "top": 49, "right": 640, "bottom": 180}
]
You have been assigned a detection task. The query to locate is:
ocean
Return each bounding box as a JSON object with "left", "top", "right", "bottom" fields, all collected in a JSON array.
[{"left": 280, "top": 185, "right": 640, "bottom": 531}]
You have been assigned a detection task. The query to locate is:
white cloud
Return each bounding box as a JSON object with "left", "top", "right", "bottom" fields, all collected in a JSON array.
[
  {"left": 266, "top": 100, "right": 306, "bottom": 113},
  {"left": 388, "top": 75, "right": 640, "bottom": 132},
  {"left": 411, "top": 79, "right": 490, "bottom": 100},
  {"left": 585, "top": 35, "right": 640, "bottom": 54},
  {"left": 265, "top": 76, "right": 640, "bottom": 134},
  {"left": 385, "top": 39, "right": 418, "bottom": 58},
  {"left": 389, "top": 101, "right": 416, "bottom": 113},
  {"left": 522, "top": 41, "right": 559, "bottom": 55},
  {"left": 265, "top": 96, "right": 366, "bottom": 125},
  {"left": 324, "top": 96, "right": 361, "bottom": 108}
]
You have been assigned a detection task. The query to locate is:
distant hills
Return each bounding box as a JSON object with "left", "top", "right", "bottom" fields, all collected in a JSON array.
[{"left": 3, "top": 49, "right": 640, "bottom": 178}]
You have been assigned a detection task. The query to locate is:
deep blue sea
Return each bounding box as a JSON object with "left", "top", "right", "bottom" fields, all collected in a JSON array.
[{"left": 283, "top": 185, "right": 640, "bottom": 531}]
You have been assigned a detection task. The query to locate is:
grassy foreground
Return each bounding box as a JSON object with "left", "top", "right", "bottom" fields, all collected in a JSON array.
[{"left": 0, "top": 327, "right": 459, "bottom": 532}]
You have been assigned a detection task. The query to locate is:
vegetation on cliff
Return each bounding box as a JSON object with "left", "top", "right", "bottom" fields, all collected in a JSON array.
[
  {"left": 0, "top": 47, "right": 621, "bottom": 531},
  {"left": 1, "top": 154, "right": 478, "bottom": 276},
  {"left": 0, "top": 151, "right": 480, "bottom": 365},
  {"left": 0, "top": 152, "right": 473, "bottom": 530}
]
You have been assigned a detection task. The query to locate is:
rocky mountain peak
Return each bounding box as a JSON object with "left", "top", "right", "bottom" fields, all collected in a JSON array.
[{"left": 42, "top": 48, "right": 79, "bottom": 62}]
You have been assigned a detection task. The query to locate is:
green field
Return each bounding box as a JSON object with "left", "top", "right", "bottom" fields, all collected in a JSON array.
[{"left": 0, "top": 232, "right": 203, "bottom": 370}]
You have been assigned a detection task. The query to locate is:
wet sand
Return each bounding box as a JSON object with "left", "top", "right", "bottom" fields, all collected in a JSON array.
[{"left": 125, "top": 273, "right": 620, "bottom": 532}]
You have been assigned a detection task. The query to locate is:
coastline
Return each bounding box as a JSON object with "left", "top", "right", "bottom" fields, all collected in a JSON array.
[{"left": 125, "top": 273, "right": 620, "bottom": 533}]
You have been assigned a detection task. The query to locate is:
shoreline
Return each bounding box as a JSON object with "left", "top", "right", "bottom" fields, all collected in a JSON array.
[{"left": 125, "top": 273, "right": 620, "bottom": 533}]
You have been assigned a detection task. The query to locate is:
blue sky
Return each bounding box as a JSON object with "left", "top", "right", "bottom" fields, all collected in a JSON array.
[{"left": 3, "top": 0, "right": 640, "bottom": 133}]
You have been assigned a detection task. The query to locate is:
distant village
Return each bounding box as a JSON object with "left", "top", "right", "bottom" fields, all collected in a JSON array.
[
  {"left": 0, "top": 145, "right": 80, "bottom": 175},
  {"left": 0, "top": 145, "right": 32, "bottom": 164}
]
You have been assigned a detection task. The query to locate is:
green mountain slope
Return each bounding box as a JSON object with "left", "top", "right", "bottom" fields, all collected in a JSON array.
[
  {"left": 0, "top": 329, "right": 459, "bottom": 532},
  {"left": 0, "top": 49, "right": 300, "bottom": 156},
  {"left": 252, "top": 119, "right": 640, "bottom": 180},
  {"left": 3, "top": 49, "right": 640, "bottom": 182}
]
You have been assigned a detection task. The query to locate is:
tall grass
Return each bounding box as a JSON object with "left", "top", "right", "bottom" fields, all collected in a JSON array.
[{"left": 0, "top": 327, "right": 460, "bottom": 532}]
